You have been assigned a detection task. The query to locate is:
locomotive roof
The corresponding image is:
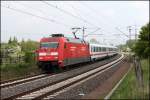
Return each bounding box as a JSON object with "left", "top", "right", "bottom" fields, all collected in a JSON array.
[
  {"left": 40, "top": 37, "right": 88, "bottom": 44},
  {"left": 89, "top": 43, "right": 117, "bottom": 49},
  {"left": 65, "top": 37, "right": 84, "bottom": 43}
]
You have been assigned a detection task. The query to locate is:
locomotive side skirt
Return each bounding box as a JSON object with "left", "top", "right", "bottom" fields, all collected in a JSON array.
[{"left": 63, "top": 57, "right": 91, "bottom": 66}]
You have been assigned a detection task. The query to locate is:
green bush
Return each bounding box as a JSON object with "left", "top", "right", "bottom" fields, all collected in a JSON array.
[
  {"left": 24, "top": 52, "right": 36, "bottom": 64},
  {"left": 1, "top": 63, "right": 30, "bottom": 71}
]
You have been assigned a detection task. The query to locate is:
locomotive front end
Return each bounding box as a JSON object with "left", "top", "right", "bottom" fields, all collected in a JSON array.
[
  {"left": 38, "top": 42, "right": 59, "bottom": 62},
  {"left": 36, "top": 35, "right": 64, "bottom": 72}
]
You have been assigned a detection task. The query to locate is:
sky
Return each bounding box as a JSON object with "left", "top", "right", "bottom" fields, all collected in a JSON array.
[{"left": 1, "top": 1, "right": 149, "bottom": 46}]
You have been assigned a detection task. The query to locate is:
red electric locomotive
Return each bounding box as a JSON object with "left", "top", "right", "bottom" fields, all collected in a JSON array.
[{"left": 36, "top": 34, "right": 91, "bottom": 71}]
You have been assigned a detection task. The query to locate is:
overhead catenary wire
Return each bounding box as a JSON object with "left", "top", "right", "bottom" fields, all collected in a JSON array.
[
  {"left": 79, "top": 2, "right": 125, "bottom": 38},
  {"left": 70, "top": 3, "right": 102, "bottom": 35},
  {"left": 70, "top": 4, "right": 86, "bottom": 25},
  {"left": 87, "top": 28, "right": 101, "bottom": 35},
  {"left": 1, "top": 4, "right": 72, "bottom": 27},
  {"left": 17, "top": 2, "right": 52, "bottom": 18},
  {"left": 115, "top": 27, "right": 129, "bottom": 38},
  {"left": 41, "top": 1, "right": 101, "bottom": 29},
  {"left": 16, "top": 2, "right": 74, "bottom": 28},
  {"left": 70, "top": 2, "right": 117, "bottom": 40},
  {"left": 80, "top": 2, "right": 132, "bottom": 34},
  {"left": 79, "top": 2, "right": 116, "bottom": 29}
]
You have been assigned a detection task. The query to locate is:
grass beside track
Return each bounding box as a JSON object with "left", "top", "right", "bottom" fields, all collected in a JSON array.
[
  {"left": 110, "top": 59, "right": 149, "bottom": 99},
  {"left": 0, "top": 63, "right": 42, "bottom": 82}
]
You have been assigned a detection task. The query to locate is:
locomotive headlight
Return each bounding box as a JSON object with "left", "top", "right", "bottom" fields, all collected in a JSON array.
[
  {"left": 39, "top": 52, "right": 46, "bottom": 56},
  {"left": 50, "top": 52, "right": 58, "bottom": 56}
]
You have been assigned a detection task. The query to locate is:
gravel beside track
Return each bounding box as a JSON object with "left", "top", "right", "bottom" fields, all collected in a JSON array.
[
  {"left": 82, "top": 57, "right": 130, "bottom": 99},
  {"left": 1, "top": 54, "right": 120, "bottom": 99},
  {"left": 43, "top": 56, "right": 125, "bottom": 99}
]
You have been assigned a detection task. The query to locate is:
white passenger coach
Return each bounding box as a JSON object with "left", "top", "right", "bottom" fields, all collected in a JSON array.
[{"left": 89, "top": 44, "right": 117, "bottom": 61}]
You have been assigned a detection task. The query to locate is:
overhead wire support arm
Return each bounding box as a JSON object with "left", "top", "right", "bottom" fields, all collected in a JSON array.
[
  {"left": 71, "top": 27, "right": 87, "bottom": 42},
  {"left": 71, "top": 27, "right": 82, "bottom": 39}
]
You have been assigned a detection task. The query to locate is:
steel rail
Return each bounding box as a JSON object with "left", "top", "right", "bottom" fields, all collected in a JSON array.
[
  {"left": 0, "top": 73, "right": 42, "bottom": 84},
  {"left": 0, "top": 74, "right": 47, "bottom": 88}
]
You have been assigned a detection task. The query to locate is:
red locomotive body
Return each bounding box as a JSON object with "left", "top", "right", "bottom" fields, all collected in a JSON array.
[{"left": 36, "top": 34, "right": 90, "bottom": 71}]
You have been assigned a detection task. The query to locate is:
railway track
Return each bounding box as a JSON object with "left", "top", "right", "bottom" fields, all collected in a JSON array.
[
  {"left": 0, "top": 73, "right": 44, "bottom": 84},
  {"left": 1, "top": 54, "right": 123, "bottom": 99},
  {"left": 0, "top": 74, "right": 47, "bottom": 88},
  {"left": 20, "top": 55, "right": 124, "bottom": 99}
]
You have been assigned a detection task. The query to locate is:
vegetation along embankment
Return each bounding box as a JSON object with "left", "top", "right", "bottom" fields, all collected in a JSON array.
[{"left": 0, "top": 38, "right": 42, "bottom": 81}]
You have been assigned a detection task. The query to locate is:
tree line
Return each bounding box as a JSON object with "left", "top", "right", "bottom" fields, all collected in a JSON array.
[{"left": 8, "top": 37, "right": 39, "bottom": 52}]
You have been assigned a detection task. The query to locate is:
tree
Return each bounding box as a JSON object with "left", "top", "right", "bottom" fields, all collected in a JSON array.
[
  {"left": 21, "top": 38, "right": 25, "bottom": 43},
  {"left": 8, "top": 36, "right": 18, "bottom": 45},
  {"left": 139, "top": 23, "right": 149, "bottom": 41},
  {"left": 8, "top": 37, "right": 12, "bottom": 44},
  {"left": 20, "top": 40, "right": 39, "bottom": 63},
  {"left": 20, "top": 39, "right": 39, "bottom": 52},
  {"left": 126, "top": 39, "right": 136, "bottom": 49},
  {"left": 117, "top": 44, "right": 127, "bottom": 52},
  {"left": 133, "top": 22, "right": 150, "bottom": 58},
  {"left": 13, "top": 36, "right": 18, "bottom": 44}
]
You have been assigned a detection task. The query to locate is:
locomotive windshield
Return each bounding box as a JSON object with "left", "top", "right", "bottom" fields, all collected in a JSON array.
[{"left": 40, "top": 42, "right": 59, "bottom": 48}]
